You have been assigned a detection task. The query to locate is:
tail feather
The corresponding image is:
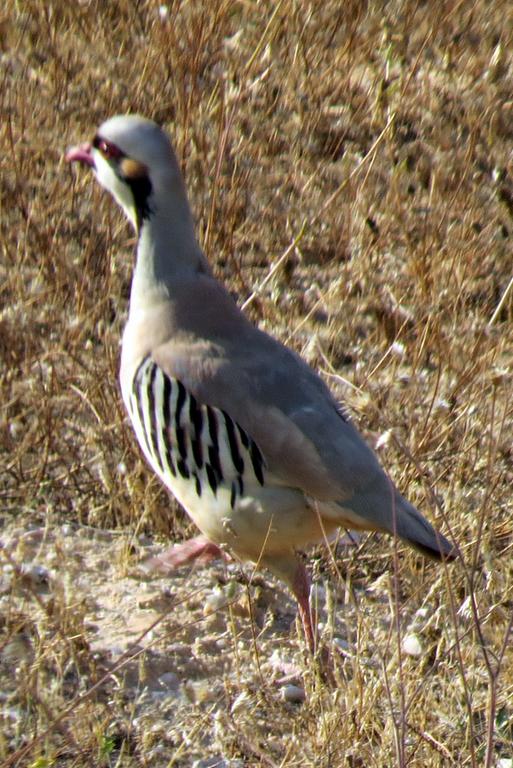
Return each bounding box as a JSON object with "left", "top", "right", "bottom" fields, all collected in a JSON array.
[
  {"left": 393, "top": 492, "right": 456, "bottom": 561},
  {"left": 338, "top": 477, "right": 456, "bottom": 561}
]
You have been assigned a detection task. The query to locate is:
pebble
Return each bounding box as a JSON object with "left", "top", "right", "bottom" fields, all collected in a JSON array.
[
  {"left": 9, "top": 421, "right": 23, "bottom": 439},
  {"left": 402, "top": 633, "right": 423, "bottom": 657},
  {"left": 203, "top": 583, "right": 239, "bottom": 615},
  {"left": 203, "top": 586, "right": 228, "bottom": 614},
  {"left": 281, "top": 684, "right": 305, "bottom": 704},
  {"left": 391, "top": 341, "right": 406, "bottom": 358},
  {"left": 61, "top": 524, "right": 74, "bottom": 536},
  {"left": 333, "top": 637, "right": 350, "bottom": 653}
]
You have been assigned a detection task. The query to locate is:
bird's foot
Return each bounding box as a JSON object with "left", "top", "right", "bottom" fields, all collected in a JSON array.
[{"left": 141, "top": 535, "right": 226, "bottom": 574}]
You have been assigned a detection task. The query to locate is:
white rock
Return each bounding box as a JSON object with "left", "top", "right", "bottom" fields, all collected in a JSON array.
[
  {"left": 391, "top": 341, "right": 406, "bottom": 358},
  {"left": 333, "top": 637, "right": 350, "bottom": 652},
  {"left": 402, "top": 633, "right": 423, "bottom": 657},
  {"left": 203, "top": 589, "right": 227, "bottom": 615},
  {"left": 9, "top": 421, "right": 23, "bottom": 439},
  {"left": 434, "top": 398, "right": 450, "bottom": 412}
]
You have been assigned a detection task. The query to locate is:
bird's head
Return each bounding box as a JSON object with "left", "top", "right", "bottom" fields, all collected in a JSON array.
[{"left": 66, "top": 115, "right": 179, "bottom": 232}]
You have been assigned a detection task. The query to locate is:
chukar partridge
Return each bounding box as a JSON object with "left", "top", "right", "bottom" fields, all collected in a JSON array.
[{"left": 67, "top": 115, "right": 455, "bottom": 651}]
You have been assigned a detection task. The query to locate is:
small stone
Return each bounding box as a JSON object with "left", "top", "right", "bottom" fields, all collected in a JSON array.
[
  {"left": 333, "top": 637, "right": 350, "bottom": 653},
  {"left": 434, "top": 398, "right": 450, "bottom": 413},
  {"left": 9, "top": 421, "right": 23, "bottom": 439},
  {"left": 402, "top": 633, "right": 423, "bottom": 657},
  {"left": 391, "top": 341, "right": 406, "bottom": 358},
  {"left": 203, "top": 586, "right": 229, "bottom": 615},
  {"left": 281, "top": 684, "right": 305, "bottom": 704}
]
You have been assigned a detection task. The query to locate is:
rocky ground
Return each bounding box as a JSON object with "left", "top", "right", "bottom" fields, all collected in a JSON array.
[{"left": 2, "top": 0, "right": 513, "bottom": 765}]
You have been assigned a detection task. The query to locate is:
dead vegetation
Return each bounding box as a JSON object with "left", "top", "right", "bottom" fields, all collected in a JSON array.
[{"left": 1, "top": 0, "right": 513, "bottom": 765}]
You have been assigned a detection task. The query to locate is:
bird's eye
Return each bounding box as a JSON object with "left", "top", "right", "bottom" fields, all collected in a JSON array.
[{"left": 92, "top": 135, "right": 124, "bottom": 160}]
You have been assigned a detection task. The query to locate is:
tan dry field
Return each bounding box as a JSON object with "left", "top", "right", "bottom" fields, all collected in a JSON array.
[{"left": 1, "top": 1, "right": 513, "bottom": 766}]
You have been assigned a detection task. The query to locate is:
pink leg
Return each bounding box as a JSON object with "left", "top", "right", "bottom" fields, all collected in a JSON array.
[
  {"left": 142, "top": 535, "right": 225, "bottom": 574},
  {"left": 292, "top": 562, "right": 316, "bottom": 653}
]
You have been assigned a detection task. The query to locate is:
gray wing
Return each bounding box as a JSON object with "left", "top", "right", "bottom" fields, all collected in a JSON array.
[{"left": 152, "top": 318, "right": 385, "bottom": 505}]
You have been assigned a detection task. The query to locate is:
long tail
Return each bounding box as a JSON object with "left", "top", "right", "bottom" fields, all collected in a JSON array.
[
  {"left": 391, "top": 491, "right": 455, "bottom": 561},
  {"left": 339, "top": 476, "right": 456, "bottom": 561}
]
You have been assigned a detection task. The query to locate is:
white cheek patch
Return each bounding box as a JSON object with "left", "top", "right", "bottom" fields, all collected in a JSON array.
[{"left": 93, "top": 151, "right": 137, "bottom": 228}]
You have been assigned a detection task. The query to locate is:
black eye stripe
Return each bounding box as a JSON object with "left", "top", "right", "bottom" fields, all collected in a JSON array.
[{"left": 92, "top": 135, "right": 125, "bottom": 160}]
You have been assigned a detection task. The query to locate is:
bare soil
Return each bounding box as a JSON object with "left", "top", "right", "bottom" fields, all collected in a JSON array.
[{"left": 1, "top": 1, "right": 513, "bottom": 766}]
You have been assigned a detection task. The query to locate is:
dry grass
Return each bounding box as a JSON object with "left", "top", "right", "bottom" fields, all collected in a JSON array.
[{"left": 1, "top": 0, "right": 513, "bottom": 765}]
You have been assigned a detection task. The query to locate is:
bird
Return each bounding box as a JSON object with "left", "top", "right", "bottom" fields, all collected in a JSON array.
[{"left": 66, "top": 115, "right": 455, "bottom": 652}]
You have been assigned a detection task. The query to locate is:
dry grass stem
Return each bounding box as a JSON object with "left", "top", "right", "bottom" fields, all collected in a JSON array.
[{"left": 1, "top": 1, "right": 513, "bottom": 766}]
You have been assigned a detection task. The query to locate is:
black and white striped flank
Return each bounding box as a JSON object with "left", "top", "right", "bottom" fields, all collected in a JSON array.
[{"left": 127, "top": 356, "right": 266, "bottom": 506}]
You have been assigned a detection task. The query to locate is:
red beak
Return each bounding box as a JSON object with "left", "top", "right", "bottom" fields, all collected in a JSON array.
[{"left": 66, "top": 142, "right": 95, "bottom": 168}]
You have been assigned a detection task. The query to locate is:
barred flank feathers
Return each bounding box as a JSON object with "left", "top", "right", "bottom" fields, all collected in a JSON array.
[{"left": 129, "top": 357, "right": 266, "bottom": 503}]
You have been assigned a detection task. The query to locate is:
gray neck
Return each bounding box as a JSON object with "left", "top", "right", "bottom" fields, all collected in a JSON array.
[{"left": 129, "top": 182, "right": 209, "bottom": 312}]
